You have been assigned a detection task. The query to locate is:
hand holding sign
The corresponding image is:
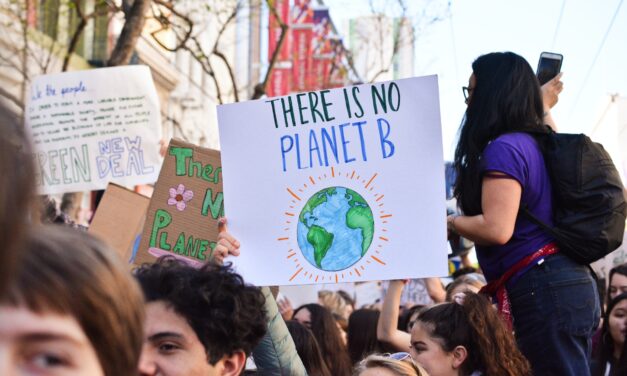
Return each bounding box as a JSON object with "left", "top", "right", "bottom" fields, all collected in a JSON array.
[{"left": 214, "top": 217, "right": 241, "bottom": 265}]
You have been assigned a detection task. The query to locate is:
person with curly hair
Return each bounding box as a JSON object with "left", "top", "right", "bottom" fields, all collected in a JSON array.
[
  {"left": 409, "top": 292, "right": 530, "bottom": 376},
  {"left": 134, "top": 258, "right": 267, "bottom": 376}
]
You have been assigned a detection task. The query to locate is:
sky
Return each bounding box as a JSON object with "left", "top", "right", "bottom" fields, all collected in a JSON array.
[{"left": 323, "top": 0, "right": 627, "bottom": 158}]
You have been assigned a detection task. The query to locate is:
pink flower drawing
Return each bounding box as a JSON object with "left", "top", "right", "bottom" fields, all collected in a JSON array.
[{"left": 168, "top": 184, "right": 193, "bottom": 211}]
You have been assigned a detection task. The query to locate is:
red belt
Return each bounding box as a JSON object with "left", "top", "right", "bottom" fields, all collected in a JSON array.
[{"left": 479, "top": 242, "right": 559, "bottom": 330}]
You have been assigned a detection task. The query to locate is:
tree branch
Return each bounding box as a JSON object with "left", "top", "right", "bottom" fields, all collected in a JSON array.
[
  {"left": 252, "top": 0, "right": 288, "bottom": 99},
  {"left": 107, "top": 0, "right": 150, "bottom": 66}
]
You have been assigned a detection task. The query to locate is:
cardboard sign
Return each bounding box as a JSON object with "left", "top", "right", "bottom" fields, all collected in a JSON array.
[
  {"left": 136, "top": 139, "right": 223, "bottom": 267},
  {"left": 26, "top": 66, "right": 162, "bottom": 194},
  {"left": 89, "top": 183, "right": 150, "bottom": 263},
  {"left": 217, "top": 76, "right": 448, "bottom": 286}
]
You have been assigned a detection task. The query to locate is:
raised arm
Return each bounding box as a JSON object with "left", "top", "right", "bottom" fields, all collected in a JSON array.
[{"left": 377, "top": 280, "right": 411, "bottom": 351}]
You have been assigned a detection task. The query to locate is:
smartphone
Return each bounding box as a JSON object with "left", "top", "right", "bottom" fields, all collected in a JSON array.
[{"left": 536, "top": 52, "right": 563, "bottom": 85}]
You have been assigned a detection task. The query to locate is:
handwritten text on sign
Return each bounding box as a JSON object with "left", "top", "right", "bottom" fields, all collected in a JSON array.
[
  {"left": 26, "top": 66, "right": 162, "bottom": 194},
  {"left": 218, "top": 76, "right": 448, "bottom": 286},
  {"left": 136, "top": 139, "right": 223, "bottom": 268}
]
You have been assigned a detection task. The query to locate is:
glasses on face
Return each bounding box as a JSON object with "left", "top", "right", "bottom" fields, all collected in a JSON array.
[
  {"left": 462, "top": 86, "right": 473, "bottom": 104},
  {"left": 386, "top": 352, "right": 412, "bottom": 361}
]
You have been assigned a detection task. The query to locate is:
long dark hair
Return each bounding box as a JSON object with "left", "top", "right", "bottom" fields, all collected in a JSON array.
[
  {"left": 347, "top": 309, "right": 395, "bottom": 365},
  {"left": 453, "top": 52, "right": 545, "bottom": 215},
  {"left": 293, "top": 303, "right": 352, "bottom": 376},
  {"left": 286, "top": 320, "right": 332, "bottom": 376},
  {"left": 416, "top": 293, "right": 530, "bottom": 376},
  {"left": 592, "top": 292, "right": 627, "bottom": 376}
]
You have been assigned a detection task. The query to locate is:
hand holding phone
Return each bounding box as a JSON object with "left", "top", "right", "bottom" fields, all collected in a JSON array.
[{"left": 537, "top": 52, "right": 563, "bottom": 85}]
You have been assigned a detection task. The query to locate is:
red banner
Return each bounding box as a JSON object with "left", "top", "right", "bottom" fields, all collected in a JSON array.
[{"left": 267, "top": 66, "right": 292, "bottom": 98}]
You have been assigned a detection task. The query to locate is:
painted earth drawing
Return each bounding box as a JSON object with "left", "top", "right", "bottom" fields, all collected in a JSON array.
[{"left": 297, "top": 187, "right": 374, "bottom": 271}]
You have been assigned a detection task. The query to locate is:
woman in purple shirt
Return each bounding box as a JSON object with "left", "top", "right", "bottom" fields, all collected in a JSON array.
[{"left": 447, "top": 52, "right": 600, "bottom": 375}]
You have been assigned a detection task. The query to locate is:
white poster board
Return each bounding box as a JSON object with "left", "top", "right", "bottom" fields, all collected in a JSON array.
[
  {"left": 26, "top": 66, "right": 162, "bottom": 194},
  {"left": 218, "top": 76, "right": 448, "bottom": 286}
]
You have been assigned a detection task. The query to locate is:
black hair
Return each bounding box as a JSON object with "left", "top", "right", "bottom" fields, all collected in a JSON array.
[
  {"left": 399, "top": 305, "right": 425, "bottom": 332},
  {"left": 347, "top": 309, "right": 396, "bottom": 365},
  {"left": 453, "top": 51, "right": 545, "bottom": 215},
  {"left": 134, "top": 257, "right": 267, "bottom": 364},
  {"left": 608, "top": 263, "right": 627, "bottom": 301},
  {"left": 286, "top": 320, "right": 331, "bottom": 376},
  {"left": 592, "top": 292, "right": 627, "bottom": 376}
]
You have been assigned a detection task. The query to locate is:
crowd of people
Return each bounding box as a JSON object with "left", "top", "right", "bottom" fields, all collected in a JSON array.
[{"left": 1, "top": 51, "right": 627, "bottom": 376}]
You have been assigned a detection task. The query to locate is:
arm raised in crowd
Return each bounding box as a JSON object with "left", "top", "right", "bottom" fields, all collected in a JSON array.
[{"left": 376, "top": 280, "right": 411, "bottom": 351}]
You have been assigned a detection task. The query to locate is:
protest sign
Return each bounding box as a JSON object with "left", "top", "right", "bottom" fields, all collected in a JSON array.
[
  {"left": 89, "top": 183, "right": 150, "bottom": 263},
  {"left": 136, "top": 139, "right": 223, "bottom": 267},
  {"left": 26, "top": 65, "right": 162, "bottom": 194},
  {"left": 217, "top": 76, "right": 448, "bottom": 286}
]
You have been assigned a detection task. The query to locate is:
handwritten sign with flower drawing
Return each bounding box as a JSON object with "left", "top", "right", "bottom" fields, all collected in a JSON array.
[{"left": 135, "top": 138, "right": 223, "bottom": 267}]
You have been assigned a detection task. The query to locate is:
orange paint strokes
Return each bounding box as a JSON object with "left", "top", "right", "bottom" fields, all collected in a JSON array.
[
  {"left": 351, "top": 170, "right": 356, "bottom": 179},
  {"left": 335, "top": 274, "right": 338, "bottom": 283},
  {"left": 331, "top": 167, "right": 335, "bottom": 177},
  {"left": 376, "top": 195, "right": 385, "bottom": 202},
  {"left": 361, "top": 265, "right": 365, "bottom": 270},
  {"left": 380, "top": 214, "right": 393, "bottom": 218},
  {"left": 287, "top": 253, "right": 296, "bottom": 259},
  {"left": 278, "top": 237, "right": 289, "bottom": 241},
  {"left": 287, "top": 188, "right": 302, "bottom": 201},
  {"left": 379, "top": 236, "right": 389, "bottom": 241},
  {"left": 315, "top": 275, "right": 319, "bottom": 282},
  {"left": 286, "top": 221, "right": 291, "bottom": 224},
  {"left": 285, "top": 212, "right": 295, "bottom": 216},
  {"left": 354, "top": 268, "right": 361, "bottom": 276},
  {"left": 371, "top": 255, "right": 386, "bottom": 265},
  {"left": 289, "top": 268, "right": 303, "bottom": 281},
  {"left": 365, "top": 173, "right": 378, "bottom": 188},
  {"left": 378, "top": 203, "right": 384, "bottom": 207}
]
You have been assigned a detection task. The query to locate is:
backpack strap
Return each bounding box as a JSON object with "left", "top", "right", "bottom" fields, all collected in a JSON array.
[{"left": 519, "top": 204, "right": 563, "bottom": 243}]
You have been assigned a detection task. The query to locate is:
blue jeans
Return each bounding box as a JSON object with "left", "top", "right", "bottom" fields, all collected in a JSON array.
[{"left": 507, "top": 253, "right": 600, "bottom": 376}]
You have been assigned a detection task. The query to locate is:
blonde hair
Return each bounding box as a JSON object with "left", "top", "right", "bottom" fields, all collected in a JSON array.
[
  {"left": 319, "top": 290, "right": 350, "bottom": 319},
  {"left": 353, "top": 354, "right": 428, "bottom": 376}
]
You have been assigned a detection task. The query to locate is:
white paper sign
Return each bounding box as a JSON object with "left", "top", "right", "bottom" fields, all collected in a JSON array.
[
  {"left": 218, "top": 76, "right": 448, "bottom": 286},
  {"left": 26, "top": 66, "right": 162, "bottom": 194}
]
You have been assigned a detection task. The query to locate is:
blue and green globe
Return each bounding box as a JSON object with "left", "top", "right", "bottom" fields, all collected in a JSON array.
[{"left": 297, "top": 187, "right": 374, "bottom": 271}]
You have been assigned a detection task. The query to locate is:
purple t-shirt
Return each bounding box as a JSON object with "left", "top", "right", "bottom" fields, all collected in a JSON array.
[{"left": 477, "top": 132, "right": 555, "bottom": 282}]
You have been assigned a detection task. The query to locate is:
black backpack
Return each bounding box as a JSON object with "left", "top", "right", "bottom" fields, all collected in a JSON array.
[{"left": 522, "top": 128, "right": 627, "bottom": 264}]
